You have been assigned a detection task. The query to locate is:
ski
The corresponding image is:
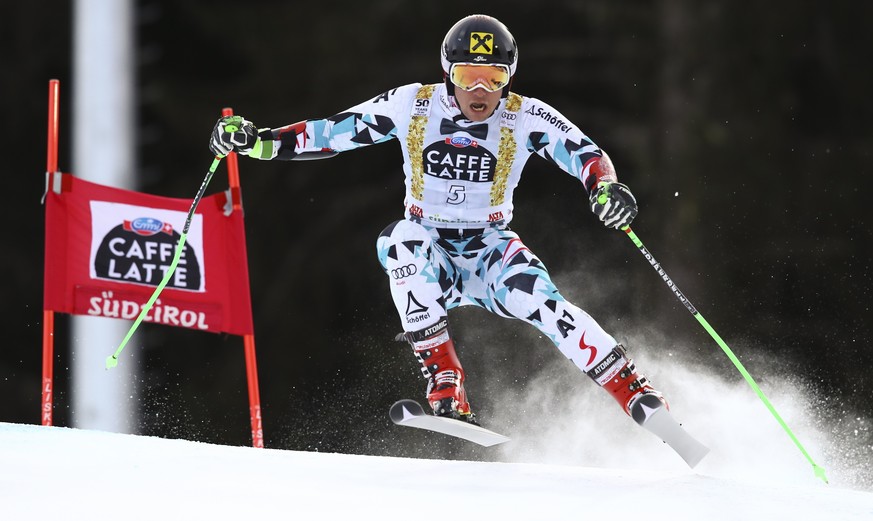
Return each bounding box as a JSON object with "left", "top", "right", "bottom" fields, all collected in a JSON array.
[
  {"left": 389, "top": 399, "right": 510, "bottom": 447},
  {"left": 631, "top": 394, "right": 710, "bottom": 468},
  {"left": 389, "top": 396, "right": 707, "bottom": 465}
]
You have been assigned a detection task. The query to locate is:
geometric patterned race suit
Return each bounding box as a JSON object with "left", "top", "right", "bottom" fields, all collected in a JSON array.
[
  {"left": 245, "top": 81, "right": 656, "bottom": 406},
  {"left": 377, "top": 218, "right": 618, "bottom": 374}
]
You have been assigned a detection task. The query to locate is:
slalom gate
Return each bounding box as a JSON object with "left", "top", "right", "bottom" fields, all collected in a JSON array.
[{"left": 41, "top": 79, "right": 265, "bottom": 447}]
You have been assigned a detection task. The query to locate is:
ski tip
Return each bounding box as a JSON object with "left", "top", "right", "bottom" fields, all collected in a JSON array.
[
  {"left": 633, "top": 396, "right": 711, "bottom": 468},
  {"left": 684, "top": 444, "right": 710, "bottom": 469},
  {"left": 389, "top": 399, "right": 425, "bottom": 424}
]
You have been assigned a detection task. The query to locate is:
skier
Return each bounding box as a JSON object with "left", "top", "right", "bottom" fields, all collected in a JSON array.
[{"left": 209, "top": 14, "right": 667, "bottom": 425}]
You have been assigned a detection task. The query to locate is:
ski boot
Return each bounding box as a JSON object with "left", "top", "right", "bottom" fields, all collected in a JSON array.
[
  {"left": 398, "top": 319, "right": 478, "bottom": 425},
  {"left": 588, "top": 344, "right": 668, "bottom": 425}
]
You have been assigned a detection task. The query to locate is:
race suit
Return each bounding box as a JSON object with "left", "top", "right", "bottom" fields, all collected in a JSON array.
[{"left": 258, "top": 82, "right": 619, "bottom": 374}]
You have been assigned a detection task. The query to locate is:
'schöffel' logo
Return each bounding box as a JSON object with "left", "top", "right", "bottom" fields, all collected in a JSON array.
[
  {"left": 524, "top": 105, "right": 574, "bottom": 133},
  {"left": 123, "top": 217, "right": 173, "bottom": 237},
  {"left": 392, "top": 264, "right": 418, "bottom": 279},
  {"left": 405, "top": 291, "right": 430, "bottom": 324}
]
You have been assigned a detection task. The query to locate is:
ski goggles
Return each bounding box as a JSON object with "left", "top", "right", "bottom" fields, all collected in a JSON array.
[{"left": 449, "top": 63, "right": 511, "bottom": 92}]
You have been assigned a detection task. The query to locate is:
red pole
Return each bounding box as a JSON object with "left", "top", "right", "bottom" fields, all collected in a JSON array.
[
  {"left": 221, "top": 107, "right": 243, "bottom": 210},
  {"left": 243, "top": 334, "right": 264, "bottom": 448},
  {"left": 47, "top": 80, "right": 59, "bottom": 174},
  {"left": 42, "top": 79, "right": 60, "bottom": 426},
  {"left": 221, "top": 107, "right": 264, "bottom": 448}
]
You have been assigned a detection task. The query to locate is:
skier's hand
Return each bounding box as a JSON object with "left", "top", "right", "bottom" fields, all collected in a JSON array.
[
  {"left": 589, "top": 181, "right": 638, "bottom": 229},
  {"left": 209, "top": 115, "right": 258, "bottom": 156}
]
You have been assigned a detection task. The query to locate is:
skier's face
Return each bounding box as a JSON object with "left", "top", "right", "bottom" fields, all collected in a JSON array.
[{"left": 454, "top": 86, "right": 502, "bottom": 122}]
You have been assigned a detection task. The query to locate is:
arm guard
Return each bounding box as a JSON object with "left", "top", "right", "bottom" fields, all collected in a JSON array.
[
  {"left": 247, "top": 121, "right": 309, "bottom": 161},
  {"left": 583, "top": 151, "right": 619, "bottom": 194}
]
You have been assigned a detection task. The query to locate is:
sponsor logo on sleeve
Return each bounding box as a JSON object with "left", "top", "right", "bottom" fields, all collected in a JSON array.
[{"left": 524, "top": 105, "right": 574, "bottom": 133}]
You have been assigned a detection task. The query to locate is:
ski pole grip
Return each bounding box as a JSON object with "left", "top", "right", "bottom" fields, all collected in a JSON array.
[{"left": 595, "top": 182, "right": 610, "bottom": 205}]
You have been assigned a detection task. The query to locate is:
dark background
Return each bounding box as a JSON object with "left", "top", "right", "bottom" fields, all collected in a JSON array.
[{"left": 5, "top": 0, "right": 871, "bottom": 462}]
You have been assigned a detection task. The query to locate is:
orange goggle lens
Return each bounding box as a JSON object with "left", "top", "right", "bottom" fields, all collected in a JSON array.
[{"left": 449, "top": 63, "right": 511, "bottom": 92}]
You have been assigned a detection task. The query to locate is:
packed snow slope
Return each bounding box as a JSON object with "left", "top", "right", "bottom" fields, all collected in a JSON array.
[{"left": 1, "top": 422, "right": 870, "bottom": 521}]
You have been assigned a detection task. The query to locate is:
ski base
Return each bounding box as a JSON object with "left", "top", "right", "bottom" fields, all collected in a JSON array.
[
  {"left": 631, "top": 394, "right": 710, "bottom": 468},
  {"left": 389, "top": 399, "right": 510, "bottom": 447}
]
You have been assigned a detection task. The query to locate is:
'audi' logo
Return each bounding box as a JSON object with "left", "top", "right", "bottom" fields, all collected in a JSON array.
[{"left": 392, "top": 264, "right": 418, "bottom": 279}]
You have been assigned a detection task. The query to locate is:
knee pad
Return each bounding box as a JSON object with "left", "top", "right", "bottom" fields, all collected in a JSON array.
[
  {"left": 376, "top": 219, "right": 434, "bottom": 271},
  {"left": 377, "top": 220, "right": 451, "bottom": 332}
]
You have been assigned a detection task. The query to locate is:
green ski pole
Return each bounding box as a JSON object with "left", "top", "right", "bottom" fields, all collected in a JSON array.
[
  {"left": 105, "top": 153, "right": 226, "bottom": 369},
  {"left": 620, "top": 225, "right": 828, "bottom": 484}
]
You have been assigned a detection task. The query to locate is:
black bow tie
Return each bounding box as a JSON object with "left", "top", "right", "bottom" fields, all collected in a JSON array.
[{"left": 440, "top": 118, "right": 489, "bottom": 140}]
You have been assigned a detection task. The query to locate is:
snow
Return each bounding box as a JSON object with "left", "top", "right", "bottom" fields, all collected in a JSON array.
[
  {"left": 1, "top": 421, "right": 870, "bottom": 521},
  {"left": 6, "top": 317, "right": 872, "bottom": 519}
]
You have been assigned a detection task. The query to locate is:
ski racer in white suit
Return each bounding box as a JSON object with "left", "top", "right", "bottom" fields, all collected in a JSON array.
[{"left": 210, "top": 14, "right": 667, "bottom": 424}]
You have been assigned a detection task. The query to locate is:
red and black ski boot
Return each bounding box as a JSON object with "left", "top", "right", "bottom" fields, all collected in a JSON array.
[
  {"left": 398, "top": 319, "right": 478, "bottom": 424},
  {"left": 587, "top": 344, "right": 668, "bottom": 424}
]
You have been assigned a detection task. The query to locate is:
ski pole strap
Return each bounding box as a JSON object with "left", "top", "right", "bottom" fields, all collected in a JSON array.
[
  {"left": 105, "top": 155, "right": 224, "bottom": 370},
  {"left": 621, "top": 225, "right": 828, "bottom": 484}
]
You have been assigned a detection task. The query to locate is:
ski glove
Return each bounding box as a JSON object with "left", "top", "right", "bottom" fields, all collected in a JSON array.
[
  {"left": 209, "top": 115, "right": 258, "bottom": 156},
  {"left": 589, "top": 181, "right": 638, "bottom": 229}
]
